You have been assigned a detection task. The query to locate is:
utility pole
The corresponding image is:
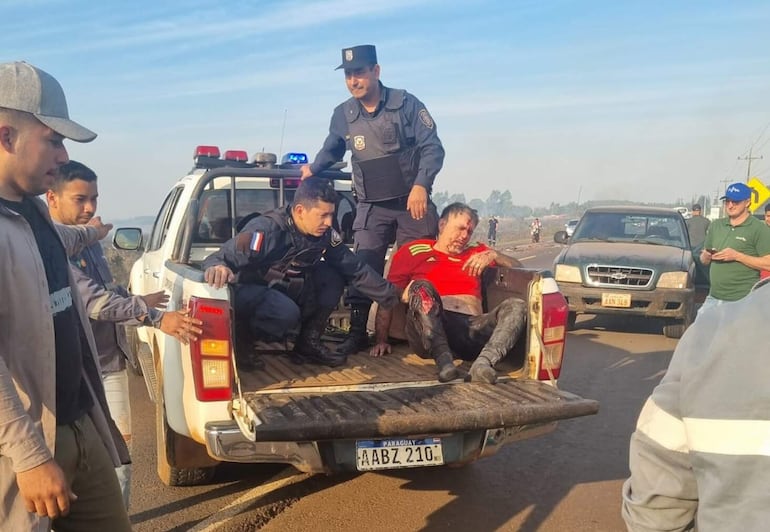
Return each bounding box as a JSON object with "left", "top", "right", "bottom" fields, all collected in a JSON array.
[{"left": 738, "top": 147, "right": 763, "bottom": 181}]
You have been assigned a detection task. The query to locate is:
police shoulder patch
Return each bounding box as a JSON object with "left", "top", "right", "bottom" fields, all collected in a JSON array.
[
  {"left": 330, "top": 228, "right": 343, "bottom": 247},
  {"left": 418, "top": 109, "right": 434, "bottom": 129}
]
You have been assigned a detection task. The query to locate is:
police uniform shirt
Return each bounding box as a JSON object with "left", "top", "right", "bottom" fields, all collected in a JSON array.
[
  {"left": 308, "top": 82, "right": 445, "bottom": 199},
  {"left": 202, "top": 208, "right": 399, "bottom": 309}
]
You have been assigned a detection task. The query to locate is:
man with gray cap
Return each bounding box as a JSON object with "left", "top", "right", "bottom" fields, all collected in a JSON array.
[
  {"left": 301, "top": 44, "right": 445, "bottom": 356},
  {"left": 0, "top": 62, "right": 131, "bottom": 530}
]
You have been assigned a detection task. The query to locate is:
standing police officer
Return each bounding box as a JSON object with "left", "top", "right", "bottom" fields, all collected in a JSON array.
[
  {"left": 301, "top": 44, "right": 445, "bottom": 355},
  {"left": 203, "top": 177, "right": 398, "bottom": 368}
]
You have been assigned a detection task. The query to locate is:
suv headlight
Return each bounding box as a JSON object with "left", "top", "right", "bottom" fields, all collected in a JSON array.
[
  {"left": 555, "top": 264, "right": 582, "bottom": 283},
  {"left": 658, "top": 271, "right": 689, "bottom": 289}
]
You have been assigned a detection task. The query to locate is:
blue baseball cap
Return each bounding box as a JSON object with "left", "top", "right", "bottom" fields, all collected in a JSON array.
[{"left": 720, "top": 182, "right": 752, "bottom": 201}]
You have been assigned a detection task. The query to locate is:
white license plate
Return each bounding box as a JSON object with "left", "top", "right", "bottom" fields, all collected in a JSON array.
[
  {"left": 601, "top": 292, "right": 631, "bottom": 308},
  {"left": 356, "top": 438, "right": 444, "bottom": 471}
]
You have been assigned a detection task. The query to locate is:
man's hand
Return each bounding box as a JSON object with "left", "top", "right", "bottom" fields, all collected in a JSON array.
[
  {"left": 159, "top": 310, "right": 203, "bottom": 344},
  {"left": 16, "top": 460, "right": 77, "bottom": 519},
  {"left": 462, "top": 249, "right": 497, "bottom": 277},
  {"left": 700, "top": 249, "right": 713, "bottom": 266},
  {"left": 370, "top": 342, "right": 392, "bottom": 357},
  {"left": 407, "top": 185, "right": 428, "bottom": 220},
  {"left": 87, "top": 216, "right": 113, "bottom": 240},
  {"left": 204, "top": 265, "right": 235, "bottom": 289},
  {"left": 141, "top": 290, "right": 169, "bottom": 309},
  {"left": 299, "top": 164, "right": 313, "bottom": 180},
  {"left": 711, "top": 247, "right": 739, "bottom": 262}
]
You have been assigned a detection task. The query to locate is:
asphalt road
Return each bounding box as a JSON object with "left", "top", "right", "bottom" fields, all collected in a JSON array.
[{"left": 126, "top": 242, "right": 677, "bottom": 531}]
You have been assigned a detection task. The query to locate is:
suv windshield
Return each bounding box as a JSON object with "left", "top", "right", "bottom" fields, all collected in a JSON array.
[{"left": 571, "top": 212, "right": 688, "bottom": 249}]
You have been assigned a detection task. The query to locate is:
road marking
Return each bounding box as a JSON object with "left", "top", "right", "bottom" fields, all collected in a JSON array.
[
  {"left": 188, "top": 468, "right": 311, "bottom": 531},
  {"left": 518, "top": 255, "right": 536, "bottom": 261}
]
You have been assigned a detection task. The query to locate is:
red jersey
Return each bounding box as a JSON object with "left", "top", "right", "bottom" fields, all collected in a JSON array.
[{"left": 387, "top": 239, "right": 493, "bottom": 298}]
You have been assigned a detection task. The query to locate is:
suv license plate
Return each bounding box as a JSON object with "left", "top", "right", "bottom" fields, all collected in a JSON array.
[
  {"left": 602, "top": 292, "right": 631, "bottom": 308},
  {"left": 356, "top": 438, "right": 444, "bottom": 471}
]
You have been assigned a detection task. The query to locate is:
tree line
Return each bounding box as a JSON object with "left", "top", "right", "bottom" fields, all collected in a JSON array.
[{"left": 433, "top": 190, "right": 712, "bottom": 219}]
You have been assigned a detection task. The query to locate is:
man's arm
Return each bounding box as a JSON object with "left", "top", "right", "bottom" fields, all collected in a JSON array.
[
  {"left": 71, "top": 265, "right": 157, "bottom": 325},
  {"left": 326, "top": 244, "right": 399, "bottom": 309},
  {"left": 55, "top": 217, "right": 112, "bottom": 257},
  {"left": 201, "top": 217, "right": 274, "bottom": 286},
  {"left": 462, "top": 247, "right": 522, "bottom": 277},
  {"left": 404, "top": 93, "right": 445, "bottom": 192},
  {"left": 305, "top": 106, "right": 348, "bottom": 177}
]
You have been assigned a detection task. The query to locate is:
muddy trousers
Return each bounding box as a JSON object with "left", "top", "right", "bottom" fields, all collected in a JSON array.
[{"left": 404, "top": 280, "right": 527, "bottom": 364}]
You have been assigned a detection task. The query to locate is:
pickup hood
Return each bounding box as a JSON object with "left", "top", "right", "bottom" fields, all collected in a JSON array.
[{"left": 558, "top": 241, "right": 689, "bottom": 272}]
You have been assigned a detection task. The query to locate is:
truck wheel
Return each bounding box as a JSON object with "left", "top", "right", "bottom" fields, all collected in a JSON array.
[
  {"left": 156, "top": 383, "right": 218, "bottom": 486},
  {"left": 662, "top": 322, "right": 686, "bottom": 339}
]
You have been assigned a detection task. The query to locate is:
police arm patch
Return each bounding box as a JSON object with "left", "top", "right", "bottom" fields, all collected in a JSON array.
[
  {"left": 330, "top": 228, "right": 343, "bottom": 247},
  {"left": 418, "top": 109, "right": 434, "bottom": 129},
  {"left": 236, "top": 231, "right": 265, "bottom": 253}
]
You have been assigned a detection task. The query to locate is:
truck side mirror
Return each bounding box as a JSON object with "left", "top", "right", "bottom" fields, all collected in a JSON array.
[{"left": 113, "top": 227, "right": 144, "bottom": 251}]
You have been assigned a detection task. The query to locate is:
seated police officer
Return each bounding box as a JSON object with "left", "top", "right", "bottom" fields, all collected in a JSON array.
[{"left": 203, "top": 177, "right": 399, "bottom": 368}]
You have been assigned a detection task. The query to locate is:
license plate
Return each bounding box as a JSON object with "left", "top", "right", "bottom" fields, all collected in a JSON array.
[
  {"left": 356, "top": 438, "right": 444, "bottom": 471},
  {"left": 601, "top": 292, "right": 631, "bottom": 308}
]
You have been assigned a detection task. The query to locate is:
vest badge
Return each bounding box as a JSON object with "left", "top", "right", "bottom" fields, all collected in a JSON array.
[{"left": 353, "top": 135, "right": 366, "bottom": 151}]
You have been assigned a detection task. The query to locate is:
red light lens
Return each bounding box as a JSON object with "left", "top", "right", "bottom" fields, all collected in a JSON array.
[
  {"left": 538, "top": 292, "right": 568, "bottom": 381},
  {"left": 224, "top": 150, "right": 248, "bottom": 162},
  {"left": 269, "top": 178, "right": 301, "bottom": 188},
  {"left": 189, "top": 297, "right": 232, "bottom": 401},
  {"left": 195, "top": 145, "right": 221, "bottom": 158}
]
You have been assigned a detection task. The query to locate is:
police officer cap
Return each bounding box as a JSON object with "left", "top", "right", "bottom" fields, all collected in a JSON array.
[{"left": 336, "top": 45, "right": 377, "bottom": 70}]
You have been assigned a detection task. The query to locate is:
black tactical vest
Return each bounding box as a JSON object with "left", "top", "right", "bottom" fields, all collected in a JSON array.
[
  {"left": 344, "top": 88, "right": 420, "bottom": 202},
  {"left": 247, "top": 209, "right": 327, "bottom": 300}
]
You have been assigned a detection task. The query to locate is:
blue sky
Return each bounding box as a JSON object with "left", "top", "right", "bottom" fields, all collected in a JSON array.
[{"left": 3, "top": 0, "right": 770, "bottom": 219}]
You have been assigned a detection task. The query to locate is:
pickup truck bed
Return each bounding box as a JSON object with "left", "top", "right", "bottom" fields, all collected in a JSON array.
[{"left": 235, "top": 342, "right": 598, "bottom": 442}]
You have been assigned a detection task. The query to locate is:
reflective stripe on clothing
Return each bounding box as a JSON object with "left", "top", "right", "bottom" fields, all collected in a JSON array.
[{"left": 638, "top": 397, "right": 770, "bottom": 456}]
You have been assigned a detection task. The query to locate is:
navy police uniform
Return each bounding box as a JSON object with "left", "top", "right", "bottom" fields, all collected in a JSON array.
[
  {"left": 308, "top": 44, "right": 445, "bottom": 353},
  {"left": 202, "top": 205, "right": 398, "bottom": 366}
]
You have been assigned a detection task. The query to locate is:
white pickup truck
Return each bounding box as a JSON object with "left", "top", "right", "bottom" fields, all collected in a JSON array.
[{"left": 117, "top": 146, "right": 599, "bottom": 486}]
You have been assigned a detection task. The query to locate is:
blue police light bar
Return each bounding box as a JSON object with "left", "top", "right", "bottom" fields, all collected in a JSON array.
[{"left": 281, "top": 152, "right": 308, "bottom": 165}]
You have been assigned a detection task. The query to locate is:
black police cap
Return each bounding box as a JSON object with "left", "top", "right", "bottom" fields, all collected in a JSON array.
[{"left": 336, "top": 45, "right": 377, "bottom": 70}]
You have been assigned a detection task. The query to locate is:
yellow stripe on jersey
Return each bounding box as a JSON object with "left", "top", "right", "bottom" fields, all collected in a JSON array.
[{"left": 408, "top": 244, "right": 433, "bottom": 255}]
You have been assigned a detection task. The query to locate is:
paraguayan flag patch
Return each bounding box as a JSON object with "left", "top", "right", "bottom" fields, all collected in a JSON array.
[{"left": 250, "top": 231, "right": 264, "bottom": 252}]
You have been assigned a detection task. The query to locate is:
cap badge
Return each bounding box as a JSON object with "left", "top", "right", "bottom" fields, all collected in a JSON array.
[{"left": 345, "top": 49, "right": 353, "bottom": 62}]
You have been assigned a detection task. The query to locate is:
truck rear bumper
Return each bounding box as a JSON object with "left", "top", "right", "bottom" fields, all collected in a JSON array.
[
  {"left": 204, "top": 420, "right": 326, "bottom": 472},
  {"left": 204, "top": 419, "right": 560, "bottom": 474}
]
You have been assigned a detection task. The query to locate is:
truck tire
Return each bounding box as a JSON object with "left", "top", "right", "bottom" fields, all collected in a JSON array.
[
  {"left": 662, "top": 322, "right": 686, "bottom": 339},
  {"left": 156, "top": 382, "right": 218, "bottom": 486}
]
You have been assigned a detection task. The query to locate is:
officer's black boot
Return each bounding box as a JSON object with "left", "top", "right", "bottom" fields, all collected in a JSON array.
[
  {"left": 336, "top": 304, "right": 371, "bottom": 356},
  {"left": 293, "top": 308, "right": 347, "bottom": 368},
  {"left": 234, "top": 325, "right": 265, "bottom": 371}
]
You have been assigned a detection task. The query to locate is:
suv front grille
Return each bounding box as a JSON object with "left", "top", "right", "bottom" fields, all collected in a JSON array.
[{"left": 586, "top": 265, "right": 653, "bottom": 288}]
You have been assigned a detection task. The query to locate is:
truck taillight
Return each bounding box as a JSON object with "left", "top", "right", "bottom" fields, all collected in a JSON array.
[
  {"left": 189, "top": 297, "right": 233, "bottom": 401},
  {"left": 538, "top": 291, "right": 568, "bottom": 381}
]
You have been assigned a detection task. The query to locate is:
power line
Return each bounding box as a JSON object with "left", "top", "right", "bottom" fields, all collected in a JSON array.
[{"left": 738, "top": 146, "right": 763, "bottom": 181}]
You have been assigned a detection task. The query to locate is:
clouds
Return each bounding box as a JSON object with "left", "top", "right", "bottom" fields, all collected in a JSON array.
[{"left": 3, "top": 0, "right": 769, "bottom": 218}]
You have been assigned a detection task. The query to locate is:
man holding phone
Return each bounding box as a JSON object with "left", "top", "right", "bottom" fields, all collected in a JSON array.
[{"left": 699, "top": 182, "right": 770, "bottom": 315}]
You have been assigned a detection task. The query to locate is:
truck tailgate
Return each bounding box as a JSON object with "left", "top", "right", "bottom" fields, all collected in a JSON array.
[{"left": 241, "top": 381, "right": 598, "bottom": 441}]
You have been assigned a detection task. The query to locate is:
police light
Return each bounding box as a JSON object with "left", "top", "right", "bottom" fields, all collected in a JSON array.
[
  {"left": 270, "top": 178, "right": 301, "bottom": 189},
  {"left": 223, "top": 150, "right": 248, "bottom": 162},
  {"left": 194, "top": 145, "right": 220, "bottom": 159},
  {"left": 281, "top": 152, "right": 308, "bottom": 165}
]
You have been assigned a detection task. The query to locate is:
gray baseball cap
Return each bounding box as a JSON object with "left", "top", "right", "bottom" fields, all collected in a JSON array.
[{"left": 0, "top": 61, "right": 96, "bottom": 143}]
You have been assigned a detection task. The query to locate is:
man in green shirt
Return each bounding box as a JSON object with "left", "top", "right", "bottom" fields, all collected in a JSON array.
[{"left": 699, "top": 182, "right": 770, "bottom": 314}]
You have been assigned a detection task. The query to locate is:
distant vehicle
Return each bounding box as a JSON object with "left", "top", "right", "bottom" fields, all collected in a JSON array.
[
  {"left": 553, "top": 206, "right": 696, "bottom": 339},
  {"left": 565, "top": 218, "right": 579, "bottom": 238},
  {"left": 674, "top": 206, "right": 692, "bottom": 219}
]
